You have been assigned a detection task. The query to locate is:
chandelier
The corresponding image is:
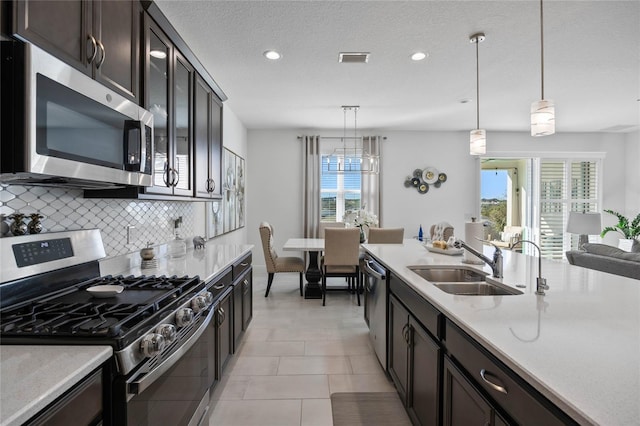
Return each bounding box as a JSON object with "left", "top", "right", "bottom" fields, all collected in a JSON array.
[{"left": 324, "top": 106, "right": 379, "bottom": 174}]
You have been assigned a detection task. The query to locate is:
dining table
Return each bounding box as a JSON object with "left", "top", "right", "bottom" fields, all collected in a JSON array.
[{"left": 282, "top": 238, "right": 324, "bottom": 299}]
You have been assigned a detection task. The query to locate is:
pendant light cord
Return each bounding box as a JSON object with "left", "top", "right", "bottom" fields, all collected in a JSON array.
[
  {"left": 475, "top": 37, "right": 480, "bottom": 129},
  {"left": 540, "top": 0, "right": 545, "bottom": 100}
]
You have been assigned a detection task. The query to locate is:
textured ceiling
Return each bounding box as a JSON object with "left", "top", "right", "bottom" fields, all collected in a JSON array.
[{"left": 156, "top": 0, "right": 640, "bottom": 133}]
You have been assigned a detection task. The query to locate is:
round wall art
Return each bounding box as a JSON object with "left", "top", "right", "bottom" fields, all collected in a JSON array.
[{"left": 404, "top": 167, "right": 448, "bottom": 194}]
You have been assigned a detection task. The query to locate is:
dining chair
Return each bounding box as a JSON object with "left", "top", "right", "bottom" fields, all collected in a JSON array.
[
  {"left": 259, "top": 222, "right": 305, "bottom": 297},
  {"left": 318, "top": 221, "right": 345, "bottom": 238},
  {"left": 367, "top": 227, "right": 405, "bottom": 243},
  {"left": 321, "top": 228, "right": 361, "bottom": 306}
]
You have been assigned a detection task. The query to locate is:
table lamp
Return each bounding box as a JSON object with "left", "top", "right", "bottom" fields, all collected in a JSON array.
[{"left": 566, "top": 212, "right": 602, "bottom": 249}]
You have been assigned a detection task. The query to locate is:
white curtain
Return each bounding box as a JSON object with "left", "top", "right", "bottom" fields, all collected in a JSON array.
[
  {"left": 362, "top": 136, "right": 381, "bottom": 224},
  {"left": 302, "top": 135, "right": 321, "bottom": 238}
]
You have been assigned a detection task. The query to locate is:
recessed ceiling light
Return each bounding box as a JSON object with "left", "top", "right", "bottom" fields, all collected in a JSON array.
[
  {"left": 411, "top": 52, "right": 427, "bottom": 61},
  {"left": 150, "top": 50, "right": 167, "bottom": 59},
  {"left": 263, "top": 50, "right": 281, "bottom": 60}
]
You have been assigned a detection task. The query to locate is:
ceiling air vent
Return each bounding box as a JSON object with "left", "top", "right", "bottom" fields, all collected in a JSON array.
[{"left": 338, "top": 52, "right": 370, "bottom": 63}]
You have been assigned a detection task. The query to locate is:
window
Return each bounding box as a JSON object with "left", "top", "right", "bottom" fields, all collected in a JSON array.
[
  {"left": 320, "top": 156, "right": 361, "bottom": 221},
  {"left": 539, "top": 159, "right": 600, "bottom": 259}
]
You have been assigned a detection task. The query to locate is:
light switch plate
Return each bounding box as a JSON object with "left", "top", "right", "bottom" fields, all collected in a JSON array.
[{"left": 127, "top": 225, "right": 137, "bottom": 244}]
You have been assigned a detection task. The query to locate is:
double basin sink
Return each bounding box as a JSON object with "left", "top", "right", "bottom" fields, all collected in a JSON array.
[{"left": 408, "top": 266, "right": 523, "bottom": 296}]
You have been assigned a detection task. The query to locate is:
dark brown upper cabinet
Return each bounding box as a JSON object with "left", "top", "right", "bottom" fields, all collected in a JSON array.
[
  {"left": 194, "top": 73, "right": 223, "bottom": 199},
  {"left": 143, "top": 15, "right": 193, "bottom": 197},
  {"left": 13, "top": 0, "right": 140, "bottom": 102}
]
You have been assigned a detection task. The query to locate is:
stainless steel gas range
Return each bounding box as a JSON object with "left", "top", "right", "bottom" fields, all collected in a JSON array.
[{"left": 0, "top": 229, "right": 228, "bottom": 425}]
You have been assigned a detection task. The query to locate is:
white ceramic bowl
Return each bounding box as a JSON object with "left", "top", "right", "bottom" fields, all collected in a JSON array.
[{"left": 86, "top": 285, "right": 124, "bottom": 298}]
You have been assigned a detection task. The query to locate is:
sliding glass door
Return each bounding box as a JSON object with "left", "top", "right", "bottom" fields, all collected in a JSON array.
[{"left": 481, "top": 155, "right": 602, "bottom": 260}]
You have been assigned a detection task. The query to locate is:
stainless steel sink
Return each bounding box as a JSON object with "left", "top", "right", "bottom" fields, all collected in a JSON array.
[
  {"left": 407, "top": 266, "right": 523, "bottom": 296},
  {"left": 408, "top": 266, "right": 487, "bottom": 283},
  {"left": 433, "top": 282, "right": 523, "bottom": 296}
]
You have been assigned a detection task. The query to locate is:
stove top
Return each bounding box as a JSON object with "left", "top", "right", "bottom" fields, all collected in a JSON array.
[{"left": 0, "top": 274, "right": 204, "bottom": 349}]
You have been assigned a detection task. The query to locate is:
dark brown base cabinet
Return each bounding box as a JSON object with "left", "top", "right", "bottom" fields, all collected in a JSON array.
[
  {"left": 443, "top": 357, "right": 508, "bottom": 426},
  {"left": 233, "top": 269, "right": 253, "bottom": 352},
  {"left": 215, "top": 290, "right": 233, "bottom": 379},
  {"left": 383, "top": 270, "right": 578, "bottom": 426},
  {"left": 389, "top": 294, "right": 440, "bottom": 426}
]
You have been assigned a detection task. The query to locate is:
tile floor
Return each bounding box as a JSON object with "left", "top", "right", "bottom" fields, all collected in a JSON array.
[{"left": 207, "top": 267, "right": 402, "bottom": 426}]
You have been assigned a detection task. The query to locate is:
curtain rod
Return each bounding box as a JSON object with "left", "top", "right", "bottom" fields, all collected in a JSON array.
[{"left": 296, "top": 136, "right": 387, "bottom": 140}]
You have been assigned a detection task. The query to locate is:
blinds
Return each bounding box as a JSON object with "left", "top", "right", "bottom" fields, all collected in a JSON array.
[
  {"left": 539, "top": 160, "right": 599, "bottom": 259},
  {"left": 540, "top": 162, "right": 565, "bottom": 259}
]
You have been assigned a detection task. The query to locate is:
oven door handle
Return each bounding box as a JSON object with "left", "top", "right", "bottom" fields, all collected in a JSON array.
[{"left": 127, "top": 307, "right": 215, "bottom": 397}]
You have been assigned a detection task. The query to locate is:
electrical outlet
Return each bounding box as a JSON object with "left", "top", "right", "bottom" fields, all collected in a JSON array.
[{"left": 127, "top": 225, "right": 137, "bottom": 244}]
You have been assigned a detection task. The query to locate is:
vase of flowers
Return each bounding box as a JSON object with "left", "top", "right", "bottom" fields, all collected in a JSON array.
[{"left": 343, "top": 209, "right": 379, "bottom": 243}]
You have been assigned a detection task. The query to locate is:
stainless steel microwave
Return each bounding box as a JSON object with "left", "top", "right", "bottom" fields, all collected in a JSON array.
[{"left": 1, "top": 41, "right": 153, "bottom": 188}]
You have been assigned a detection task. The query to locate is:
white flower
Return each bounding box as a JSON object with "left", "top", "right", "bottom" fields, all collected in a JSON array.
[{"left": 343, "top": 209, "right": 378, "bottom": 229}]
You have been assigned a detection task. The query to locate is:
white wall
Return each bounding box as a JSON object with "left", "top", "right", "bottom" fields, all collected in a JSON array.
[
  {"left": 246, "top": 129, "right": 634, "bottom": 267},
  {"left": 624, "top": 130, "right": 640, "bottom": 216}
]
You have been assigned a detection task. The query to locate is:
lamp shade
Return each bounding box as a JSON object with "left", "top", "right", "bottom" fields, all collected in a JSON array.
[
  {"left": 566, "top": 212, "right": 601, "bottom": 235},
  {"left": 531, "top": 99, "right": 555, "bottom": 136},
  {"left": 470, "top": 129, "right": 486, "bottom": 155}
]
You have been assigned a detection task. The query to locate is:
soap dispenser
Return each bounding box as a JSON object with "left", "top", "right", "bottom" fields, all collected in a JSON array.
[{"left": 168, "top": 217, "right": 187, "bottom": 258}]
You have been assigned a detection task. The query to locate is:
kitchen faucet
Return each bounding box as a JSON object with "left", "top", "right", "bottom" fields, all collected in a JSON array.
[
  {"left": 453, "top": 239, "right": 503, "bottom": 278},
  {"left": 510, "top": 239, "right": 548, "bottom": 295}
]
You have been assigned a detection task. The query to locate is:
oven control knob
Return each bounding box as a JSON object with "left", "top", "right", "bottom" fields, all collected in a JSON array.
[
  {"left": 191, "top": 292, "right": 213, "bottom": 313},
  {"left": 156, "top": 324, "right": 177, "bottom": 344},
  {"left": 175, "top": 308, "right": 194, "bottom": 327},
  {"left": 140, "top": 333, "right": 165, "bottom": 357},
  {"left": 203, "top": 291, "right": 214, "bottom": 306}
]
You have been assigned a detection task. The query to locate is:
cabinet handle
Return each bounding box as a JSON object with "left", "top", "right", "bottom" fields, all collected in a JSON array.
[
  {"left": 240, "top": 263, "right": 249, "bottom": 267},
  {"left": 171, "top": 168, "right": 179, "bottom": 187},
  {"left": 207, "top": 178, "right": 215, "bottom": 193},
  {"left": 96, "top": 39, "right": 106, "bottom": 69},
  {"left": 87, "top": 35, "right": 98, "bottom": 64},
  {"left": 162, "top": 162, "right": 171, "bottom": 187},
  {"left": 480, "top": 369, "right": 508, "bottom": 394},
  {"left": 401, "top": 324, "right": 410, "bottom": 344},
  {"left": 213, "top": 283, "right": 225, "bottom": 290}
]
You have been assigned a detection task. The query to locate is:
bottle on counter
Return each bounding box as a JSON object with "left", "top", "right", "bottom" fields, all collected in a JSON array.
[
  {"left": 418, "top": 225, "right": 423, "bottom": 242},
  {"left": 168, "top": 218, "right": 187, "bottom": 258}
]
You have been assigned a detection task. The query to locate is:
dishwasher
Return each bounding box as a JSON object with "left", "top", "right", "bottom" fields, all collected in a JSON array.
[{"left": 362, "top": 254, "right": 388, "bottom": 371}]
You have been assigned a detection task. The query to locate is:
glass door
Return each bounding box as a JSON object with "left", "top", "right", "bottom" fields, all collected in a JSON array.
[{"left": 146, "top": 19, "right": 173, "bottom": 195}]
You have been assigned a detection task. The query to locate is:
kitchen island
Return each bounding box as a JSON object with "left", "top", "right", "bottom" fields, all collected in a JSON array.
[{"left": 363, "top": 239, "right": 639, "bottom": 425}]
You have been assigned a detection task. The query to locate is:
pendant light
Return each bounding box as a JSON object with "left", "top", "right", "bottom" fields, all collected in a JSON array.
[
  {"left": 531, "top": 0, "right": 555, "bottom": 136},
  {"left": 324, "top": 106, "right": 379, "bottom": 174},
  {"left": 469, "top": 33, "right": 486, "bottom": 156}
]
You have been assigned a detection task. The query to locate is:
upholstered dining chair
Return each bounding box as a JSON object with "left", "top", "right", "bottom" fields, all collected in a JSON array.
[
  {"left": 259, "top": 222, "right": 305, "bottom": 297},
  {"left": 321, "top": 228, "right": 361, "bottom": 306},
  {"left": 367, "top": 227, "right": 405, "bottom": 244},
  {"left": 318, "top": 221, "right": 345, "bottom": 238}
]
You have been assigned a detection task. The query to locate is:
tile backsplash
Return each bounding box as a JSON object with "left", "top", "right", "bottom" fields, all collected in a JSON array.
[{"left": 0, "top": 184, "right": 195, "bottom": 258}]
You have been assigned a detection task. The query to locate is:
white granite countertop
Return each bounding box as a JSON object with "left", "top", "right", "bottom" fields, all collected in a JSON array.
[
  {"left": 363, "top": 239, "right": 640, "bottom": 426},
  {"left": 0, "top": 345, "right": 112, "bottom": 426},
  {"left": 99, "top": 242, "right": 254, "bottom": 282}
]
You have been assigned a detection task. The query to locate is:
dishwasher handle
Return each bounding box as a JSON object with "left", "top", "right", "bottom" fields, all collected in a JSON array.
[{"left": 363, "top": 258, "right": 386, "bottom": 280}]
